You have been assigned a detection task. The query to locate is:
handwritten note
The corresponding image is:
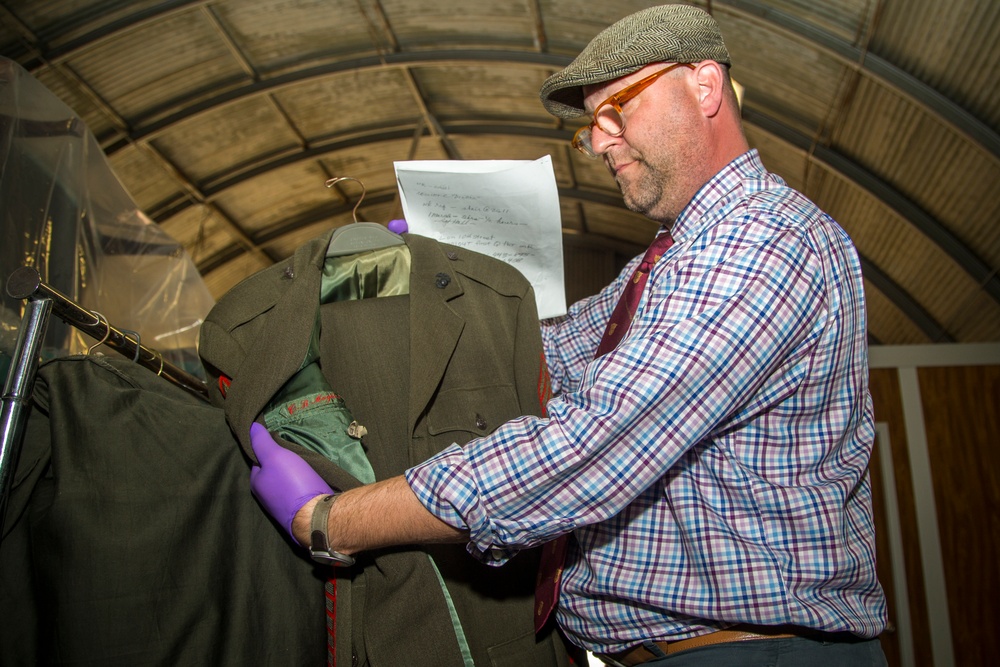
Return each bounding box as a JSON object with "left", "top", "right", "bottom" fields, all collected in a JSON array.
[{"left": 394, "top": 156, "right": 566, "bottom": 318}]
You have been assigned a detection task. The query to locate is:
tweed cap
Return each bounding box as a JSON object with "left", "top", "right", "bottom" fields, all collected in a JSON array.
[{"left": 540, "top": 4, "right": 731, "bottom": 119}]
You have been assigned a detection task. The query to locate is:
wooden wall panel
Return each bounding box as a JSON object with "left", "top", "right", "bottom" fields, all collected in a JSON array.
[
  {"left": 562, "top": 244, "right": 616, "bottom": 305},
  {"left": 869, "top": 368, "right": 933, "bottom": 666},
  {"left": 917, "top": 365, "right": 1000, "bottom": 667},
  {"left": 868, "top": 427, "right": 901, "bottom": 667}
]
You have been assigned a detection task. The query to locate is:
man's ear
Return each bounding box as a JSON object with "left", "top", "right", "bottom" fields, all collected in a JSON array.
[{"left": 694, "top": 60, "right": 725, "bottom": 118}]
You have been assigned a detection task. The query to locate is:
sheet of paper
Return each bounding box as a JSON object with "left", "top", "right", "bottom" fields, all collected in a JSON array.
[{"left": 394, "top": 156, "right": 566, "bottom": 319}]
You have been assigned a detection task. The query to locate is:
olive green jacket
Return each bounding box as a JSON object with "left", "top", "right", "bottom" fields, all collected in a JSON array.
[{"left": 198, "top": 231, "right": 575, "bottom": 667}]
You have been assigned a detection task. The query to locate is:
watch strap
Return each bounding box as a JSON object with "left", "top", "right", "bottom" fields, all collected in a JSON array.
[{"left": 309, "top": 494, "right": 355, "bottom": 566}]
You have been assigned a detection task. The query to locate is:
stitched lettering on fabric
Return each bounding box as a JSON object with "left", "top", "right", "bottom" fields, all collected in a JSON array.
[{"left": 286, "top": 392, "right": 342, "bottom": 415}]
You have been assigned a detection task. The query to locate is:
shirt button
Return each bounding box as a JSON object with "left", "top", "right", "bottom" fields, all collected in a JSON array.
[
  {"left": 435, "top": 272, "right": 451, "bottom": 288},
  {"left": 475, "top": 414, "right": 487, "bottom": 430}
]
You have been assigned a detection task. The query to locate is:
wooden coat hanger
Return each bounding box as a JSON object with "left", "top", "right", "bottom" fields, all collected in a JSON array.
[{"left": 325, "top": 176, "right": 405, "bottom": 257}]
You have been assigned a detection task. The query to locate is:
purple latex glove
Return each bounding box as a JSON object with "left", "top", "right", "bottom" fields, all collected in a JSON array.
[{"left": 249, "top": 422, "right": 333, "bottom": 546}]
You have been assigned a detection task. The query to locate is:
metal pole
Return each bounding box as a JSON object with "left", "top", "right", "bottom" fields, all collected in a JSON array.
[
  {"left": 5, "top": 267, "right": 209, "bottom": 401},
  {"left": 0, "top": 297, "right": 53, "bottom": 537}
]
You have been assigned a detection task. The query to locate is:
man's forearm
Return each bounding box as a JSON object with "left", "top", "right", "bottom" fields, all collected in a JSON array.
[{"left": 291, "top": 475, "right": 467, "bottom": 553}]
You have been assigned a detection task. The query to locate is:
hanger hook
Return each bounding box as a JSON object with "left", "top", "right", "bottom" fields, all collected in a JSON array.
[
  {"left": 120, "top": 328, "right": 142, "bottom": 362},
  {"left": 153, "top": 349, "right": 165, "bottom": 376},
  {"left": 87, "top": 311, "right": 111, "bottom": 354},
  {"left": 325, "top": 176, "right": 366, "bottom": 223}
]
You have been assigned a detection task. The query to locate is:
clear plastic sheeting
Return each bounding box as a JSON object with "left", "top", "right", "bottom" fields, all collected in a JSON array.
[{"left": 0, "top": 57, "right": 215, "bottom": 382}]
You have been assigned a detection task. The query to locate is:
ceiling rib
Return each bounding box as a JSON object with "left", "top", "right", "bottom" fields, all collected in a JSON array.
[
  {"left": 720, "top": 0, "right": 1000, "bottom": 162},
  {"left": 400, "top": 68, "right": 462, "bottom": 160},
  {"left": 745, "top": 109, "right": 1000, "bottom": 307},
  {"left": 200, "top": 3, "right": 312, "bottom": 151},
  {"left": 140, "top": 143, "right": 277, "bottom": 267},
  {"left": 0, "top": 1, "right": 272, "bottom": 267},
  {"left": 527, "top": 0, "right": 547, "bottom": 52},
  {"left": 195, "top": 190, "right": 399, "bottom": 274},
  {"left": 859, "top": 256, "right": 953, "bottom": 342},
  {"left": 356, "top": 0, "right": 399, "bottom": 54},
  {"left": 0, "top": 2, "right": 38, "bottom": 47},
  {"left": 10, "top": 0, "right": 994, "bottom": 165},
  {"left": 98, "top": 52, "right": 568, "bottom": 152},
  {"left": 202, "top": 4, "right": 254, "bottom": 77},
  {"left": 6, "top": 0, "right": 209, "bottom": 67}
]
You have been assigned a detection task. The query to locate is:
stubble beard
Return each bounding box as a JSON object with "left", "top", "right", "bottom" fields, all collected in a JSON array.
[
  {"left": 615, "top": 156, "right": 673, "bottom": 222},
  {"left": 619, "top": 164, "right": 658, "bottom": 214}
]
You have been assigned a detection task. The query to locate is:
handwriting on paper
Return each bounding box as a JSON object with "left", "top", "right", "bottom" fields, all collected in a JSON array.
[{"left": 395, "top": 157, "right": 566, "bottom": 318}]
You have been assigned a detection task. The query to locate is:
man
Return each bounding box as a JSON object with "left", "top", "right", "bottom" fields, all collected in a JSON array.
[{"left": 249, "top": 5, "right": 888, "bottom": 665}]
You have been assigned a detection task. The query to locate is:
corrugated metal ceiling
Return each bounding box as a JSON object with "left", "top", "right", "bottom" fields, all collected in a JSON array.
[{"left": 2, "top": 0, "right": 998, "bottom": 344}]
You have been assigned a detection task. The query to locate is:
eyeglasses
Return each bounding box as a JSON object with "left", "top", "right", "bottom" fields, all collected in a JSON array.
[{"left": 571, "top": 63, "right": 695, "bottom": 158}]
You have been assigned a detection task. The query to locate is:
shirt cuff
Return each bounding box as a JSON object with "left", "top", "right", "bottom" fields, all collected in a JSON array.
[{"left": 405, "top": 444, "right": 519, "bottom": 565}]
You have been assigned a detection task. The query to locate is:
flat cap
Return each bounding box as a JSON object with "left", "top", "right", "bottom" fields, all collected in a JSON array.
[{"left": 540, "top": 4, "right": 731, "bottom": 119}]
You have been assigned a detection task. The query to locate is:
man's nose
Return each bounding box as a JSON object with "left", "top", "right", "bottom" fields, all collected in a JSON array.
[{"left": 588, "top": 125, "right": 622, "bottom": 156}]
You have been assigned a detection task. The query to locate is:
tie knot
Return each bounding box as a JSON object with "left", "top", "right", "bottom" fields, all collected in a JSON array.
[{"left": 640, "top": 231, "right": 674, "bottom": 269}]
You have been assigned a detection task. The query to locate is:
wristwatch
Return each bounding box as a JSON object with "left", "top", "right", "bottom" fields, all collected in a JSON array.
[{"left": 309, "top": 494, "right": 356, "bottom": 566}]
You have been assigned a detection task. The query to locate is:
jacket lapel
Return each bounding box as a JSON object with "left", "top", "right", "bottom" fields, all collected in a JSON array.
[
  {"left": 227, "top": 233, "right": 328, "bottom": 450},
  {"left": 405, "top": 235, "right": 465, "bottom": 437}
]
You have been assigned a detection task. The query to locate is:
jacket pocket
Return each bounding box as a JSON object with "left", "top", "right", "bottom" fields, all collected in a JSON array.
[{"left": 426, "top": 384, "right": 519, "bottom": 441}]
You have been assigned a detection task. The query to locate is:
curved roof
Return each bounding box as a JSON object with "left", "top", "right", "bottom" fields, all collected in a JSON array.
[{"left": 2, "top": 0, "right": 998, "bottom": 344}]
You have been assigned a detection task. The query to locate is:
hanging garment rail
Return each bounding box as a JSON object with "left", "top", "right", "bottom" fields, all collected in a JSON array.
[
  {"left": 0, "top": 295, "right": 52, "bottom": 538},
  {"left": 5, "top": 266, "right": 210, "bottom": 402}
]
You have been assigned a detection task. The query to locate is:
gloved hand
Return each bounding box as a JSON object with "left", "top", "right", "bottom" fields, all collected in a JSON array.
[{"left": 249, "top": 422, "right": 333, "bottom": 546}]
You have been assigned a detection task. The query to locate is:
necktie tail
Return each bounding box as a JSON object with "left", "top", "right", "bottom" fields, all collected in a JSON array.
[{"left": 534, "top": 230, "right": 674, "bottom": 632}]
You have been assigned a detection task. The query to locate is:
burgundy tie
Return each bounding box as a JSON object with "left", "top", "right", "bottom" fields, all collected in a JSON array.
[
  {"left": 534, "top": 231, "right": 675, "bottom": 633},
  {"left": 595, "top": 231, "right": 676, "bottom": 357}
]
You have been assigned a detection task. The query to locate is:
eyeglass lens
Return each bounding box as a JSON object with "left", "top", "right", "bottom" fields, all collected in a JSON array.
[
  {"left": 572, "top": 128, "right": 596, "bottom": 157},
  {"left": 573, "top": 101, "right": 629, "bottom": 157},
  {"left": 594, "top": 105, "right": 626, "bottom": 135}
]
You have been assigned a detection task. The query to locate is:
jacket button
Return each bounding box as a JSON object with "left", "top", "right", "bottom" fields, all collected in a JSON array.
[
  {"left": 475, "top": 414, "right": 487, "bottom": 430},
  {"left": 446, "top": 251, "right": 458, "bottom": 260},
  {"left": 283, "top": 266, "right": 295, "bottom": 279},
  {"left": 435, "top": 272, "right": 451, "bottom": 288}
]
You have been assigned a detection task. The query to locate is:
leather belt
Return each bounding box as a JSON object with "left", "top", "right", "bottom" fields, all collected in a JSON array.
[{"left": 595, "top": 628, "right": 797, "bottom": 667}]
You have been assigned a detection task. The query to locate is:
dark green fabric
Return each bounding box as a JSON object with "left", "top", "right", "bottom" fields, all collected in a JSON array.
[
  {"left": 0, "top": 356, "right": 327, "bottom": 666},
  {"left": 321, "top": 244, "right": 411, "bottom": 301},
  {"left": 262, "top": 362, "right": 375, "bottom": 484}
]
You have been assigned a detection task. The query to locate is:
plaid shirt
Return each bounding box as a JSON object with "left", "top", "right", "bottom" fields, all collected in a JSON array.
[{"left": 407, "top": 150, "right": 887, "bottom": 652}]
